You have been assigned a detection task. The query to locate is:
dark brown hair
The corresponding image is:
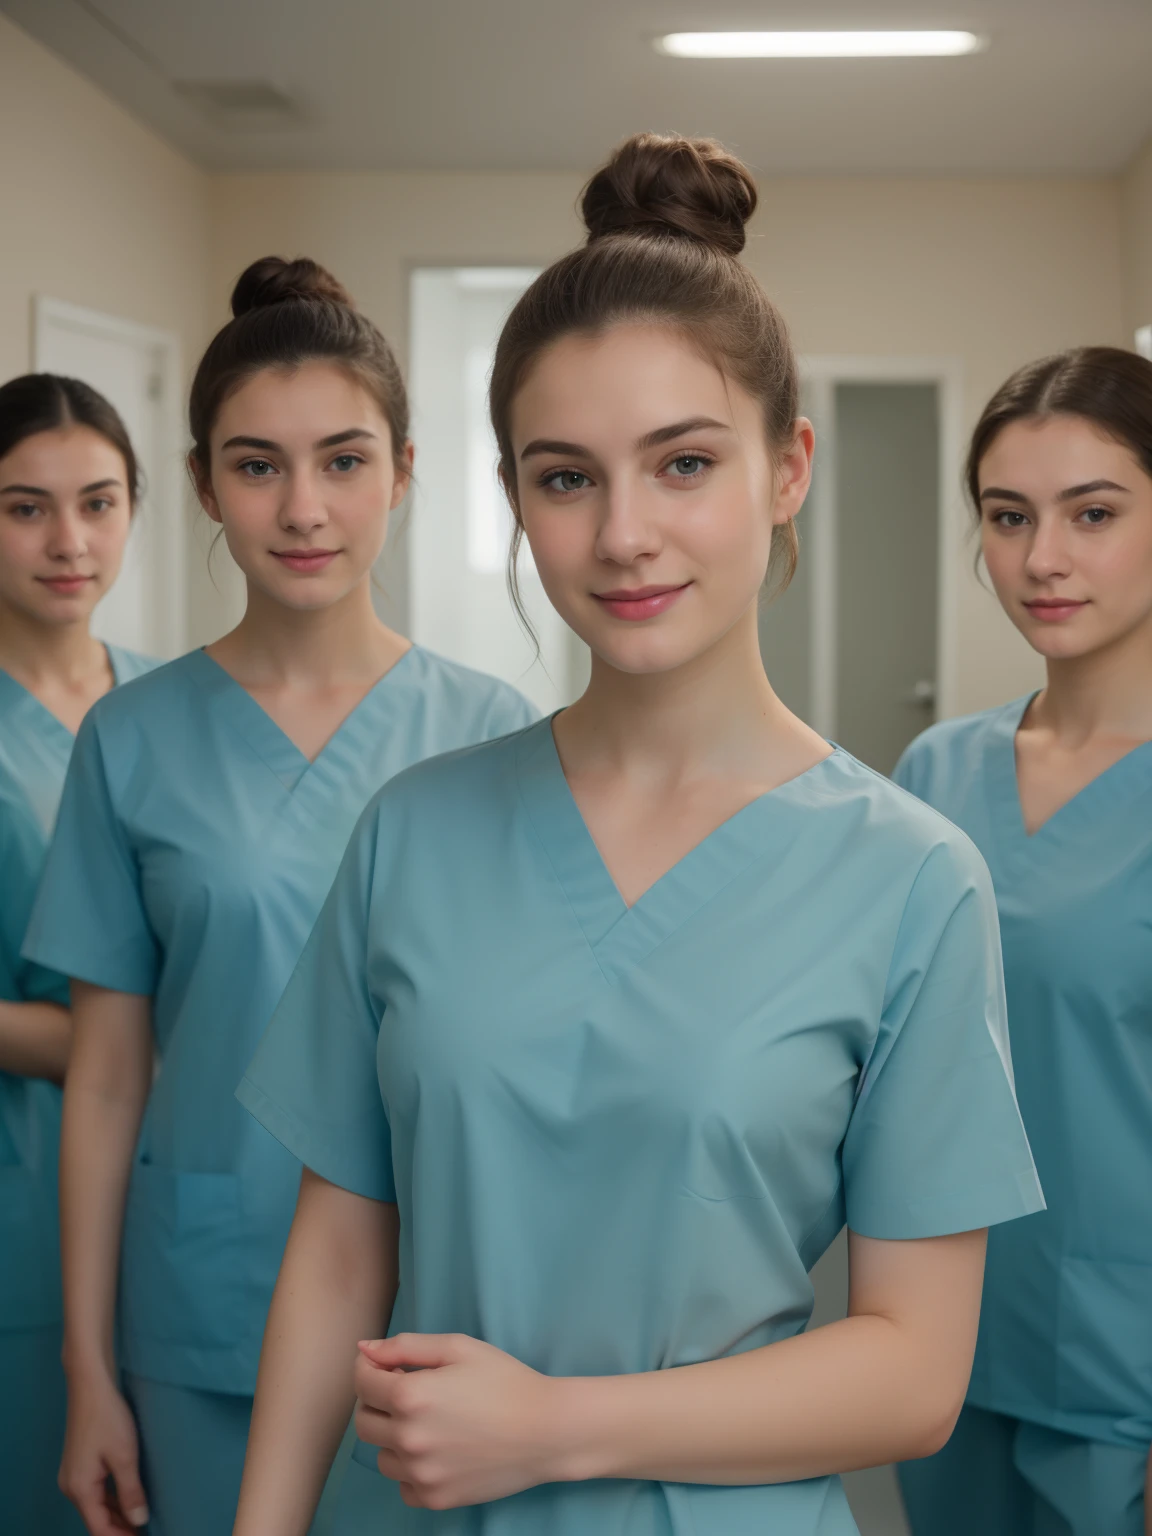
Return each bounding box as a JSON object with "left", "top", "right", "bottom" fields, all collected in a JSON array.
[
  {"left": 967, "top": 346, "right": 1152, "bottom": 515},
  {"left": 489, "top": 133, "right": 800, "bottom": 626},
  {"left": 188, "top": 256, "right": 409, "bottom": 475},
  {"left": 0, "top": 373, "right": 139, "bottom": 503}
]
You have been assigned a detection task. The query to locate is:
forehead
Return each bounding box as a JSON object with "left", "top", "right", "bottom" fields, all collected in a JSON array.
[
  {"left": 980, "top": 414, "right": 1145, "bottom": 490},
  {"left": 510, "top": 323, "right": 755, "bottom": 447},
  {"left": 0, "top": 425, "right": 126, "bottom": 486},
  {"left": 213, "top": 360, "right": 387, "bottom": 440}
]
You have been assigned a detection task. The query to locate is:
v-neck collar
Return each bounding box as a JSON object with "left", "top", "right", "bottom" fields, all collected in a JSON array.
[
  {"left": 989, "top": 692, "right": 1152, "bottom": 849},
  {"left": 516, "top": 716, "right": 842, "bottom": 981},
  {"left": 185, "top": 644, "right": 419, "bottom": 795},
  {"left": 0, "top": 644, "right": 129, "bottom": 746}
]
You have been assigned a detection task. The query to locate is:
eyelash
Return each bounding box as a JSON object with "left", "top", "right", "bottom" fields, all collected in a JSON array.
[
  {"left": 237, "top": 454, "right": 366, "bottom": 478},
  {"left": 537, "top": 452, "right": 716, "bottom": 496},
  {"left": 990, "top": 505, "right": 1114, "bottom": 528}
]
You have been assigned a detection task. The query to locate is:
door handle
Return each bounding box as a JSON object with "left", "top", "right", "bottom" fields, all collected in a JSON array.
[{"left": 904, "top": 679, "right": 936, "bottom": 708}]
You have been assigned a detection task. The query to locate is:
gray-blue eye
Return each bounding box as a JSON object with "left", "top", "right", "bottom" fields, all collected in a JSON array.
[
  {"left": 1080, "top": 505, "right": 1111, "bottom": 525},
  {"left": 543, "top": 470, "right": 591, "bottom": 493},
  {"left": 331, "top": 454, "right": 361, "bottom": 473},
  {"left": 242, "top": 459, "right": 276, "bottom": 477}
]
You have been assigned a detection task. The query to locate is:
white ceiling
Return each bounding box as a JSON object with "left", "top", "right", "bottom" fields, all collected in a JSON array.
[{"left": 6, "top": 0, "right": 1152, "bottom": 176}]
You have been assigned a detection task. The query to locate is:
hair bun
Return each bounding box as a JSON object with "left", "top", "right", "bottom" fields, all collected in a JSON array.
[
  {"left": 581, "top": 133, "right": 757, "bottom": 257},
  {"left": 230, "top": 256, "right": 354, "bottom": 317}
]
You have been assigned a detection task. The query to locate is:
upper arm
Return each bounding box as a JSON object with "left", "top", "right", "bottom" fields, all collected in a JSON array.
[
  {"left": 289, "top": 1167, "right": 399, "bottom": 1313},
  {"left": 847, "top": 1227, "right": 987, "bottom": 1420},
  {"left": 68, "top": 980, "right": 153, "bottom": 1106}
]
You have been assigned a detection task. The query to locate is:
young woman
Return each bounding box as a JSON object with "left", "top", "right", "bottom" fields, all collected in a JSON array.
[
  {"left": 0, "top": 373, "right": 157, "bottom": 1535},
  {"left": 894, "top": 348, "right": 1152, "bottom": 1536},
  {"left": 22, "top": 258, "right": 536, "bottom": 1536},
  {"left": 230, "top": 137, "right": 1043, "bottom": 1536}
]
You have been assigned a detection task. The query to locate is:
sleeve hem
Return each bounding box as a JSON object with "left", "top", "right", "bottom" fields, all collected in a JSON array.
[
  {"left": 19, "top": 942, "right": 156, "bottom": 997},
  {"left": 236, "top": 1076, "right": 397, "bottom": 1203},
  {"left": 847, "top": 1166, "right": 1045, "bottom": 1240}
]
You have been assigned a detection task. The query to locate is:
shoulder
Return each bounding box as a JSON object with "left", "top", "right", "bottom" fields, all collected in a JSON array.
[
  {"left": 75, "top": 652, "right": 203, "bottom": 761},
  {"left": 106, "top": 645, "right": 165, "bottom": 684},
  {"left": 399, "top": 646, "right": 537, "bottom": 731},
  {"left": 893, "top": 699, "right": 1027, "bottom": 798}
]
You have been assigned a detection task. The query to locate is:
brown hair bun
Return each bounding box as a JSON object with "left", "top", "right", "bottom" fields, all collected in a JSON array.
[
  {"left": 580, "top": 133, "right": 757, "bottom": 257},
  {"left": 230, "top": 256, "right": 354, "bottom": 318}
]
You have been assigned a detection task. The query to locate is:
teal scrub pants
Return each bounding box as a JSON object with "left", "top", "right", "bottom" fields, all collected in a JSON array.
[
  {"left": 898, "top": 1404, "right": 1147, "bottom": 1536},
  {"left": 0, "top": 1324, "right": 87, "bottom": 1536},
  {"left": 124, "top": 1375, "right": 353, "bottom": 1536}
]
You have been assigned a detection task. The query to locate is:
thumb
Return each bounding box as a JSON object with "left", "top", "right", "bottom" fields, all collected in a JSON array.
[
  {"left": 358, "top": 1332, "right": 466, "bottom": 1372},
  {"left": 108, "top": 1451, "right": 149, "bottom": 1528}
]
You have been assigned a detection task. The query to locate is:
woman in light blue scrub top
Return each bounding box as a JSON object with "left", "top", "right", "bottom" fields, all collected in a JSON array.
[
  {"left": 0, "top": 373, "right": 158, "bottom": 1536},
  {"left": 894, "top": 347, "right": 1152, "bottom": 1536},
  {"left": 232, "top": 136, "right": 1043, "bottom": 1536},
  {"left": 23, "top": 258, "right": 536, "bottom": 1536}
]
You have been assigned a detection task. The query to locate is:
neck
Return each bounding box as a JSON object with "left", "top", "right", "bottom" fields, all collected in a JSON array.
[
  {"left": 1033, "top": 616, "right": 1152, "bottom": 742},
  {"left": 214, "top": 575, "right": 402, "bottom": 686},
  {"left": 0, "top": 602, "right": 104, "bottom": 686},
  {"left": 565, "top": 609, "right": 795, "bottom": 782}
]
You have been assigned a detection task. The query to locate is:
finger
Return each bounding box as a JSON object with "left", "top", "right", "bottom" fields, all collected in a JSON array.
[
  {"left": 68, "top": 1469, "right": 121, "bottom": 1536},
  {"left": 353, "top": 1353, "right": 411, "bottom": 1411},
  {"left": 353, "top": 1398, "right": 398, "bottom": 1447},
  {"left": 358, "top": 1332, "right": 464, "bottom": 1371},
  {"left": 107, "top": 1452, "right": 150, "bottom": 1529}
]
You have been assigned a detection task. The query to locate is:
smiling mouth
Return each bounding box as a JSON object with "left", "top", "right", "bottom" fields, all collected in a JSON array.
[
  {"left": 37, "top": 574, "right": 94, "bottom": 591},
  {"left": 273, "top": 549, "right": 339, "bottom": 570},
  {"left": 1023, "top": 598, "right": 1088, "bottom": 621},
  {"left": 592, "top": 582, "right": 692, "bottom": 622}
]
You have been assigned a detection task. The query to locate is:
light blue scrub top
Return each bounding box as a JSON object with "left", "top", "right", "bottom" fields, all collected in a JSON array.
[
  {"left": 894, "top": 698, "right": 1152, "bottom": 1452},
  {"left": 0, "top": 647, "right": 158, "bottom": 1335},
  {"left": 241, "top": 720, "right": 1043, "bottom": 1536},
  {"left": 22, "top": 645, "right": 536, "bottom": 1395}
]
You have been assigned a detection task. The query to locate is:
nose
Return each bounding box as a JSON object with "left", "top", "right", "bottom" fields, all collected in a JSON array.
[
  {"left": 594, "top": 476, "right": 661, "bottom": 569},
  {"left": 1023, "top": 515, "right": 1073, "bottom": 583},
  {"left": 278, "top": 468, "right": 329, "bottom": 535},
  {"left": 45, "top": 509, "right": 88, "bottom": 562}
]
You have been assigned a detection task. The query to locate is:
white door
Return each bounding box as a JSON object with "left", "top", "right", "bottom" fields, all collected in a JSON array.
[{"left": 33, "top": 298, "right": 185, "bottom": 658}]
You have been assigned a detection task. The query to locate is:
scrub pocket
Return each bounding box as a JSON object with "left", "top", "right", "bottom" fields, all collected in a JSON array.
[
  {"left": 1057, "top": 1257, "right": 1152, "bottom": 1418},
  {"left": 0, "top": 1165, "right": 62, "bottom": 1329},
  {"left": 120, "top": 1165, "right": 249, "bottom": 1350}
]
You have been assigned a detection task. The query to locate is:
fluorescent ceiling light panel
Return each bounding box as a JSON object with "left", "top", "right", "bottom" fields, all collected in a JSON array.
[{"left": 656, "top": 31, "right": 985, "bottom": 58}]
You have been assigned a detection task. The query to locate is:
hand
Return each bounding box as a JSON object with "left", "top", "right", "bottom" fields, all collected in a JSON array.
[
  {"left": 60, "top": 1371, "right": 149, "bottom": 1535},
  {"left": 354, "top": 1333, "right": 563, "bottom": 1510}
]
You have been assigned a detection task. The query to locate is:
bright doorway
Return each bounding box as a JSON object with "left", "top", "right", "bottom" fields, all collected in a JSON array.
[{"left": 33, "top": 297, "right": 186, "bottom": 658}]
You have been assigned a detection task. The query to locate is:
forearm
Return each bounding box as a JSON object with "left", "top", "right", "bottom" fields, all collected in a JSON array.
[
  {"left": 60, "top": 985, "right": 151, "bottom": 1382},
  {"left": 0, "top": 998, "right": 71, "bottom": 1081},
  {"left": 234, "top": 1174, "right": 397, "bottom": 1536}
]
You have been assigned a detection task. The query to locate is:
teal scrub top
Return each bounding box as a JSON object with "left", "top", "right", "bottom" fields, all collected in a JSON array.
[
  {"left": 0, "top": 647, "right": 158, "bottom": 1334},
  {"left": 894, "top": 698, "right": 1152, "bottom": 1452},
  {"left": 22, "top": 645, "right": 536, "bottom": 1394},
  {"left": 240, "top": 719, "right": 1043, "bottom": 1536}
]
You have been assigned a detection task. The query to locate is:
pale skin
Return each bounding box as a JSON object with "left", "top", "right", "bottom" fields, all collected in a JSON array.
[
  {"left": 0, "top": 425, "right": 132, "bottom": 1085},
  {"left": 234, "top": 323, "right": 988, "bottom": 1533},
  {"left": 59, "top": 360, "right": 413, "bottom": 1536},
  {"left": 978, "top": 413, "right": 1152, "bottom": 1512}
]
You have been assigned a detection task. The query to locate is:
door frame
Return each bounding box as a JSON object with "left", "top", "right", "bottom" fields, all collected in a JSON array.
[
  {"left": 33, "top": 295, "right": 186, "bottom": 657},
  {"left": 798, "top": 354, "right": 965, "bottom": 739}
]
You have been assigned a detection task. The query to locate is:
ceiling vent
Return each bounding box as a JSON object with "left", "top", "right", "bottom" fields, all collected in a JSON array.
[{"left": 173, "top": 80, "right": 306, "bottom": 129}]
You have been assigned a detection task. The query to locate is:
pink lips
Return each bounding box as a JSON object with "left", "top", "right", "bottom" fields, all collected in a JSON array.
[
  {"left": 1024, "top": 598, "right": 1087, "bottom": 623},
  {"left": 593, "top": 582, "right": 691, "bottom": 622},
  {"left": 37, "top": 575, "right": 93, "bottom": 596},
  {"left": 273, "top": 549, "right": 339, "bottom": 574}
]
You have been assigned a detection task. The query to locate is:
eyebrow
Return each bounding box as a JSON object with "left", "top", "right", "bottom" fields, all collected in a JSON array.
[
  {"left": 519, "top": 416, "right": 732, "bottom": 462},
  {"left": 979, "top": 478, "right": 1131, "bottom": 505},
  {"left": 0, "top": 478, "right": 121, "bottom": 496},
  {"left": 220, "top": 428, "right": 377, "bottom": 453}
]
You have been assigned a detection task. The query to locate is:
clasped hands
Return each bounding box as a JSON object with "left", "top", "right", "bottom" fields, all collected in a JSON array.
[{"left": 354, "top": 1333, "right": 575, "bottom": 1510}]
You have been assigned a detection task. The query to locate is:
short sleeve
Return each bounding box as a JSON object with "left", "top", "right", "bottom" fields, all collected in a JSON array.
[
  {"left": 21, "top": 714, "right": 158, "bottom": 996},
  {"left": 842, "top": 837, "right": 1044, "bottom": 1240},
  {"left": 237, "top": 807, "right": 395, "bottom": 1202},
  {"left": 0, "top": 807, "right": 68, "bottom": 1006}
]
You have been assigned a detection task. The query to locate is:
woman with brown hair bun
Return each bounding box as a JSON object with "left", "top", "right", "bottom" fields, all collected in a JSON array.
[
  {"left": 235, "top": 136, "right": 1041, "bottom": 1536},
  {"left": 22, "top": 257, "right": 535, "bottom": 1536},
  {"left": 894, "top": 348, "right": 1152, "bottom": 1535}
]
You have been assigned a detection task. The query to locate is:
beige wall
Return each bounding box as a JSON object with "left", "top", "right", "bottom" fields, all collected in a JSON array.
[
  {"left": 0, "top": 14, "right": 221, "bottom": 640},
  {"left": 1121, "top": 136, "right": 1152, "bottom": 339},
  {"left": 211, "top": 170, "right": 1126, "bottom": 716}
]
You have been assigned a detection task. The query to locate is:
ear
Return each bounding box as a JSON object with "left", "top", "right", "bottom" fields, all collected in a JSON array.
[
  {"left": 188, "top": 452, "right": 222, "bottom": 525},
  {"left": 772, "top": 418, "right": 815, "bottom": 527},
  {"left": 389, "top": 440, "right": 416, "bottom": 511}
]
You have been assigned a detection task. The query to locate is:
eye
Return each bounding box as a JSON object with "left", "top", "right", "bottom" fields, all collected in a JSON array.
[
  {"left": 540, "top": 469, "right": 593, "bottom": 494},
  {"left": 7, "top": 501, "right": 43, "bottom": 520},
  {"left": 85, "top": 497, "right": 113, "bottom": 515},
  {"left": 990, "top": 508, "right": 1029, "bottom": 528},
  {"left": 240, "top": 458, "right": 277, "bottom": 478},
  {"left": 662, "top": 453, "right": 712, "bottom": 480},
  {"left": 329, "top": 453, "right": 363, "bottom": 473},
  {"left": 1078, "top": 504, "right": 1112, "bottom": 526}
]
